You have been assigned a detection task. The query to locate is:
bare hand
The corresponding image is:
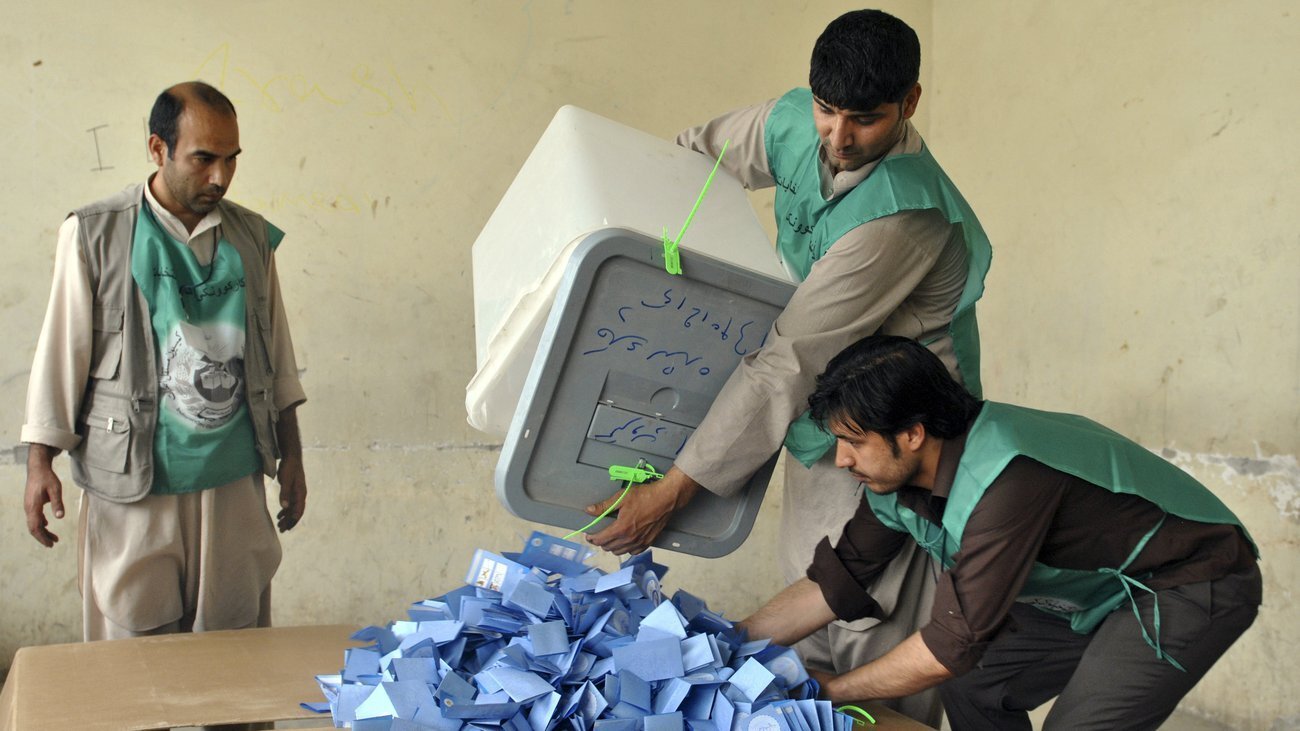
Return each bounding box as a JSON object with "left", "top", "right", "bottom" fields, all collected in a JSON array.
[
  {"left": 275, "top": 454, "right": 307, "bottom": 532},
  {"left": 808, "top": 668, "right": 837, "bottom": 699},
  {"left": 24, "top": 445, "right": 65, "bottom": 548},
  {"left": 584, "top": 467, "right": 699, "bottom": 555},
  {"left": 273, "top": 407, "right": 306, "bottom": 532}
]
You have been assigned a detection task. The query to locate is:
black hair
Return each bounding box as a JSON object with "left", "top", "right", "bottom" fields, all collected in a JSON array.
[
  {"left": 148, "top": 81, "right": 237, "bottom": 159},
  {"left": 809, "top": 9, "right": 921, "bottom": 112},
  {"left": 809, "top": 335, "right": 980, "bottom": 441}
]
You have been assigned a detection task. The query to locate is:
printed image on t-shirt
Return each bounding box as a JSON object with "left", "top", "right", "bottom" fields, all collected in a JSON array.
[{"left": 159, "top": 320, "right": 247, "bottom": 429}]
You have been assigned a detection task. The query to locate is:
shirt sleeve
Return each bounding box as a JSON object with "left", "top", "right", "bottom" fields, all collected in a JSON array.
[
  {"left": 919, "top": 458, "right": 1067, "bottom": 675},
  {"left": 806, "top": 495, "right": 910, "bottom": 621},
  {"left": 21, "top": 216, "right": 93, "bottom": 451},
  {"left": 674, "top": 99, "right": 778, "bottom": 191},
  {"left": 265, "top": 247, "right": 306, "bottom": 413},
  {"left": 673, "top": 208, "right": 956, "bottom": 496}
]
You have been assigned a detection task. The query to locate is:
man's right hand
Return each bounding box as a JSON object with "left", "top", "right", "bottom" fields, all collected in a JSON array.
[
  {"left": 583, "top": 466, "right": 700, "bottom": 555},
  {"left": 24, "top": 444, "right": 65, "bottom": 548}
]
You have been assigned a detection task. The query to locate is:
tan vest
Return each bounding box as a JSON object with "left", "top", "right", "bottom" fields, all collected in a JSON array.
[{"left": 69, "top": 184, "right": 281, "bottom": 503}]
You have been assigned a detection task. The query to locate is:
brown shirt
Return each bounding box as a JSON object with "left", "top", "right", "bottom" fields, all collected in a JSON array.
[{"left": 808, "top": 424, "right": 1259, "bottom": 675}]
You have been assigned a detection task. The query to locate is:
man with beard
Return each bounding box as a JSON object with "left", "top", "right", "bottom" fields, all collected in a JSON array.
[{"left": 742, "top": 335, "right": 1260, "bottom": 730}]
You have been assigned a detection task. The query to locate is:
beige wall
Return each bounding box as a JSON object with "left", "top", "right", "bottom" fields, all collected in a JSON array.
[
  {"left": 0, "top": 1, "right": 1293, "bottom": 728},
  {"left": 928, "top": 2, "right": 1298, "bottom": 728}
]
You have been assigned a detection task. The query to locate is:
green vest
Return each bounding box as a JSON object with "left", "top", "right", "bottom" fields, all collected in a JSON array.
[
  {"left": 70, "top": 184, "right": 284, "bottom": 502},
  {"left": 764, "top": 88, "right": 993, "bottom": 467},
  {"left": 868, "top": 402, "right": 1258, "bottom": 666}
]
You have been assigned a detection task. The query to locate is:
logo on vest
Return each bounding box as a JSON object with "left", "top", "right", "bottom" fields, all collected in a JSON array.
[{"left": 160, "top": 321, "right": 246, "bottom": 429}]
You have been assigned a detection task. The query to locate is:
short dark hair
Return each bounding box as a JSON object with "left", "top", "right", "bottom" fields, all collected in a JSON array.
[
  {"left": 809, "top": 9, "right": 921, "bottom": 112},
  {"left": 809, "top": 335, "right": 980, "bottom": 441},
  {"left": 148, "top": 81, "right": 237, "bottom": 159}
]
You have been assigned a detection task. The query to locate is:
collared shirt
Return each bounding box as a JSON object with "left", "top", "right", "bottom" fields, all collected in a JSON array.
[
  {"left": 142, "top": 176, "right": 222, "bottom": 262},
  {"left": 814, "top": 132, "right": 901, "bottom": 201},
  {"left": 808, "top": 419, "right": 1260, "bottom": 675}
]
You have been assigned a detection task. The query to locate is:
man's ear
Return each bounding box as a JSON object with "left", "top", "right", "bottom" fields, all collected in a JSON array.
[
  {"left": 901, "top": 83, "right": 922, "bottom": 119},
  {"left": 900, "top": 422, "right": 928, "bottom": 452},
  {"left": 147, "top": 134, "right": 167, "bottom": 166}
]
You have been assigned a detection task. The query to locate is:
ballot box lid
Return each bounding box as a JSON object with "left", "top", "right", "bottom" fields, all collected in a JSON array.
[{"left": 495, "top": 228, "right": 795, "bottom": 557}]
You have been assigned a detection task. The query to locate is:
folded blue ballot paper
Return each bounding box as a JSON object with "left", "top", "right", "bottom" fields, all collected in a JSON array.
[{"left": 308, "top": 531, "right": 857, "bottom": 731}]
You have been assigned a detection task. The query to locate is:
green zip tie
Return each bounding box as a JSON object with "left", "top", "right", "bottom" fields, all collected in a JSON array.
[
  {"left": 564, "top": 461, "right": 658, "bottom": 540},
  {"left": 663, "top": 225, "right": 680, "bottom": 275},
  {"left": 608, "top": 464, "right": 664, "bottom": 483},
  {"left": 662, "top": 139, "right": 731, "bottom": 275},
  {"left": 836, "top": 705, "right": 876, "bottom": 726}
]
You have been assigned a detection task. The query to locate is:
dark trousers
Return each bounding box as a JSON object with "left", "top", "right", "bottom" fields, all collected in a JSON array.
[{"left": 939, "top": 565, "right": 1261, "bottom": 731}]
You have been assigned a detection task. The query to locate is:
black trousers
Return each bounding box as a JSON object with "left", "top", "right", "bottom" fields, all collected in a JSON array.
[{"left": 939, "top": 565, "right": 1261, "bottom": 731}]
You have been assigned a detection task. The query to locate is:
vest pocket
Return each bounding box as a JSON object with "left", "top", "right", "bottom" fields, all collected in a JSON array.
[
  {"left": 75, "top": 409, "right": 131, "bottom": 474},
  {"left": 252, "top": 308, "right": 275, "bottom": 377},
  {"left": 90, "top": 306, "right": 125, "bottom": 380}
]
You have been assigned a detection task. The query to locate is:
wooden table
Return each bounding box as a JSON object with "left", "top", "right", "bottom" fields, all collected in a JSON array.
[
  {"left": 0, "top": 624, "right": 359, "bottom": 730},
  {"left": 0, "top": 624, "right": 936, "bottom": 730}
]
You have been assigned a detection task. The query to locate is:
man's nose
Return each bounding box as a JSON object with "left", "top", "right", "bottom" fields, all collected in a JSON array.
[
  {"left": 827, "top": 118, "right": 851, "bottom": 148},
  {"left": 834, "top": 440, "right": 854, "bottom": 468},
  {"left": 209, "top": 161, "right": 233, "bottom": 189}
]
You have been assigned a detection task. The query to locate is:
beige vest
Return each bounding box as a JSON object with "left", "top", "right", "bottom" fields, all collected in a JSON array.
[{"left": 70, "top": 184, "right": 281, "bottom": 503}]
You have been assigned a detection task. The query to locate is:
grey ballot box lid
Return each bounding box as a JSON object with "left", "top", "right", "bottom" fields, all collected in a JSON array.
[{"left": 495, "top": 228, "right": 796, "bottom": 558}]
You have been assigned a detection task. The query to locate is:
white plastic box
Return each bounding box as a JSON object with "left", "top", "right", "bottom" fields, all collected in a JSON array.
[{"left": 467, "top": 105, "right": 786, "bottom": 436}]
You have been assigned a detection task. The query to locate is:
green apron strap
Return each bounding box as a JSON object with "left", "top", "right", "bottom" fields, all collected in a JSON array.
[{"left": 1100, "top": 514, "right": 1186, "bottom": 672}]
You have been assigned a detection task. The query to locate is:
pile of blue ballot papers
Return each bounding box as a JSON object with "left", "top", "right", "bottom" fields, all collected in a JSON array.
[{"left": 307, "top": 531, "right": 862, "bottom": 731}]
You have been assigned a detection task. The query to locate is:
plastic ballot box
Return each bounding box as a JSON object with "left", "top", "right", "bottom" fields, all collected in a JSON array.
[
  {"left": 467, "top": 105, "right": 788, "bottom": 437},
  {"left": 467, "top": 107, "right": 795, "bottom": 557}
]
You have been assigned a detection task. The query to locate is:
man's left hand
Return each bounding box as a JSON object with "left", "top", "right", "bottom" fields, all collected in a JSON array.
[
  {"left": 808, "top": 668, "right": 836, "bottom": 699},
  {"left": 276, "top": 454, "right": 307, "bottom": 532},
  {"left": 585, "top": 467, "right": 700, "bottom": 555}
]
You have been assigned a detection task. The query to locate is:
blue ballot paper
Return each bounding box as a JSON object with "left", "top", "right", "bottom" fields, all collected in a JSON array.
[
  {"left": 729, "top": 658, "right": 777, "bottom": 702},
  {"left": 310, "top": 531, "right": 858, "bottom": 731},
  {"left": 612, "top": 636, "right": 685, "bottom": 682},
  {"left": 391, "top": 656, "right": 442, "bottom": 684},
  {"left": 506, "top": 577, "right": 557, "bottom": 618},
  {"left": 645, "top": 711, "right": 686, "bottom": 731},
  {"left": 618, "top": 669, "right": 653, "bottom": 712},
  {"left": 354, "top": 680, "right": 436, "bottom": 720},
  {"left": 639, "top": 600, "right": 688, "bottom": 640},
  {"left": 680, "top": 634, "right": 719, "bottom": 673},
  {"left": 528, "top": 620, "right": 572, "bottom": 657},
  {"left": 488, "top": 666, "right": 559, "bottom": 703},
  {"left": 342, "top": 647, "right": 381, "bottom": 683},
  {"left": 653, "top": 677, "right": 691, "bottom": 715}
]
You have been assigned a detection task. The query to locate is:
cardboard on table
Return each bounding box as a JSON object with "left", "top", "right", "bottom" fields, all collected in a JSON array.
[{"left": 0, "top": 624, "right": 360, "bottom": 731}]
